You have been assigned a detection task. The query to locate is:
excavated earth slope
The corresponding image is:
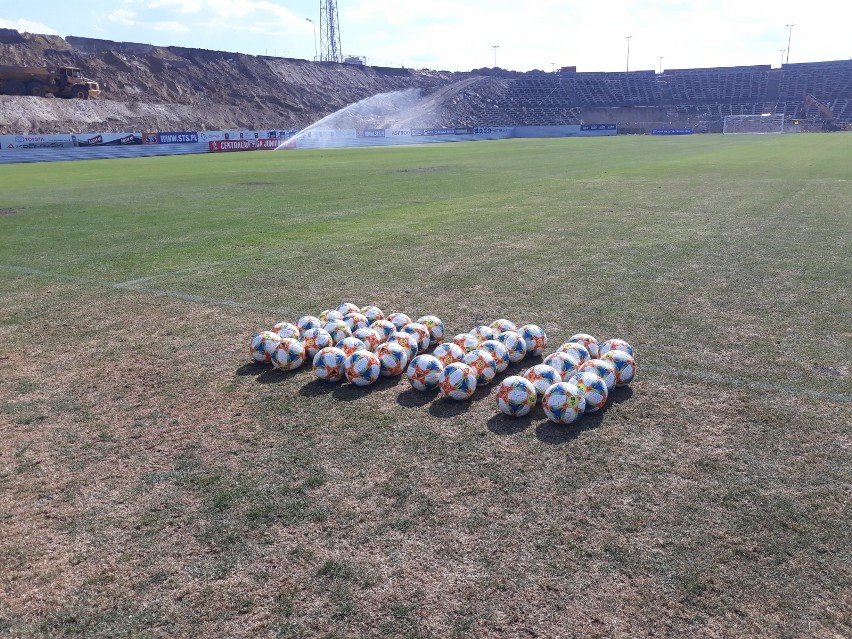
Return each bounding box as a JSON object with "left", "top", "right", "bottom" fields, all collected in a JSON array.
[{"left": 0, "top": 29, "right": 508, "bottom": 134}]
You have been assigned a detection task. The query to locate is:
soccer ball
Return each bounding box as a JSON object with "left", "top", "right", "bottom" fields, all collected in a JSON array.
[
  {"left": 360, "top": 305, "right": 385, "bottom": 324},
  {"left": 416, "top": 315, "right": 445, "bottom": 345},
  {"left": 301, "top": 327, "right": 333, "bottom": 358},
  {"left": 374, "top": 341, "right": 410, "bottom": 376},
  {"left": 599, "top": 338, "right": 635, "bottom": 358},
  {"left": 343, "top": 312, "right": 370, "bottom": 332},
  {"left": 337, "top": 336, "right": 366, "bottom": 357},
  {"left": 313, "top": 346, "right": 347, "bottom": 382},
  {"left": 250, "top": 331, "right": 282, "bottom": 364},
  {"left": 439, "top": 362, "right": 478, "bottom": 400},
  {"left": 318, "top": 309, "right": 344, "bottom": 322},
  {"left": 271, "top": 337, "right": 306, "bottom": 371},
  {"left": 433, "top": 342, "right": 466, "bottom": 366},
  {"left": 523, "top": 364, "right": 562, "bottom": 398},
  {"left": 452, "top": 333, "right": 480, "bottom": 353},
  {"left": 542, "top": 382, "right": 586, "bottom": 424},
  {"left": 556, "top": 341, "right": 591, "bottom": 364},
  {"left": 272, "top": 321, "right": 300, "bottom": 340},
  {"left": 489, "top": 318, "right": 517, "bottom": 335},
  {"left": 518, "top": 324, "right": 547, "bottom": 356},
  {"left": 479, "top": 339, "right": 510, "bottom": 373},
  {"left": 601, "top": 350, "right": 636, "bottom": 386},
  {"left": 568, "top": 333, "right": 599, "bottom": 359},
  {"left": 579, "top": 358, "right": 617, "bottom": 391},
  {"left": 568, "top": 371, "right": 608, "bottom": 412},
  {"left": 353, "top": 327, "right": 382, "bottom": 351},
  {"left": 406, "top": 354, "right": 444, "bottom": 391},
  {"left": 387, "top": 312, "right": 412, "bottom": 331},
  {"left": 336, "top": 302, "right": 361, "bottom": 316},
  {"left": 495, "top": 375, "right": 537, "bottom": 417},
  {"left": 463, "top": 349, "right": 498, "bottom": 385},
  {"left": 388, "top": 331, "right": 419, "bottom": 359},
  {"left": 543, "top": 352, "right": 581, "bottom": 381},
  {"left": 470, "top": 325, "right": 497, "bottom": 344},
  {"left": 496, "top": 331, "right": 527, "bottom": 363},
  {"left": 323, "top": 319, "right": 352, "bottom": 344},
  {"left": 344, "top": 349, "right": 381, "bottom": 386},
  {"left": 370, "top": 319, "right": 396, "bottom": 343},
  {"left": 403, "top": 322, "right": 431, "bottom": 353},
  {"left": 297, "top": 315, "right": 323, "bottom": 333}
]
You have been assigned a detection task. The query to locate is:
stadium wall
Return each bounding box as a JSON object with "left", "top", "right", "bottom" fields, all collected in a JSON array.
[{"left": 0, "top": 125, "right": 617, "bottom": 164}]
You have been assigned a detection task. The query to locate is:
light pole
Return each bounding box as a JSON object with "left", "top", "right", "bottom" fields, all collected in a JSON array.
[
  {"left": 551, "top": 62, "right": 555, "bottom": 73},
  {"left": 785, "top": 24, "right": 794, "bottom": 64},
  {"left": 626, "top": 36, "right": 632, "bottom": 73},
  {"left": 659, "top": 56, "right": 663, "bottom": 74},
  {"left": 780, "top": 49, "right": 785, "bottom": 68},
  {"left": 492, "top": 45, "right": 499, "bottom": 68},
  {"left": 306, "top": 18, "right": 317, "bottom": 61}
]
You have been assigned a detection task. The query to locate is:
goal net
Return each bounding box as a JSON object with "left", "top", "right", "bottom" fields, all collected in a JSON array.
[{"left": 723, "top": 113, "right": 787, "bottom": 134}]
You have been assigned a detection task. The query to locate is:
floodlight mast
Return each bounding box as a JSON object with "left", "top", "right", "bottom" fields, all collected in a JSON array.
[{"left": 319, "top": 0, "right": 343, "bottom": 63}]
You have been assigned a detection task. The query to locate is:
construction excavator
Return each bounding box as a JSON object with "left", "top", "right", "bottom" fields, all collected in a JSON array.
[{"left": 800, "top": 94, "right": 849, "bottom": 131}]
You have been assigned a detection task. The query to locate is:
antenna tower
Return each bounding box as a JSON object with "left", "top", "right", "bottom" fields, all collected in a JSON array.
[{"left": 319, "top": 0, "right": 342, "bottom": 62}]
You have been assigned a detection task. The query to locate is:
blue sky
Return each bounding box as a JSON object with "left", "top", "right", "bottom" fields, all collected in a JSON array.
[{"left": 1, "top": 1, "right": 849, "bottom": 73}]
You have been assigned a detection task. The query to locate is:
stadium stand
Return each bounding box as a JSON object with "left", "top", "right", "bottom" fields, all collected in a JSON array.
[{"left": 478, "top": 60, "right": 852, "bottom": 129}]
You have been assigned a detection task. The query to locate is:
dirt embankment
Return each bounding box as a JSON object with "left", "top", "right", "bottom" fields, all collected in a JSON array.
[{"left": 0, "top": 29, "right": 507, "bottom": 134}]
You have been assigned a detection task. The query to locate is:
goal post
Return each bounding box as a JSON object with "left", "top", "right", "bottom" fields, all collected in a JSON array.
[{"left": 723, "top": 113, "right": 787, "bottom": 134}]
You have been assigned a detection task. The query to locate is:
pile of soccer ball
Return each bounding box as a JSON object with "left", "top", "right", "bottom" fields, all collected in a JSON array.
[{"left": 249, "top": 302, "right": 636, "bottom": 425}]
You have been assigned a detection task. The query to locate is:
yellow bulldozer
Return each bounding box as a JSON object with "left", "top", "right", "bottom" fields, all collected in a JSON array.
[{"left": 0, "top": 65, "right": 101, "bottom": 99}]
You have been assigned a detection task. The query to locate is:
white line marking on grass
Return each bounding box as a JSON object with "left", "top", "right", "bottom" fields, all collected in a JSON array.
[
  {"left": 643, "top": 364, "right": 852, "bottom": 404},
  {"left": 4, "top": 263, "right": 850, "bottom": 404},
  {"left": 113, "top": 255, "right": 269, "bottom": 288}
]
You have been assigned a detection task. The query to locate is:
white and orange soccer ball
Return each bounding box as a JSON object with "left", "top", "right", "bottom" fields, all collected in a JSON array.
[
  {"left": 433, "top": 342, "right": 466, "bottom": 366},
  {"left": 479, "top": 339, "right": 510, "bottom": 373},
  {"left": 387, "top": 312, "right": 412, "bottom": 332},
  {"left": 568, "top": 333, "right": 599, "bottom": 359},
  {"left": 568, "top": 371, "right": 608, "bottom": 412},
  {"left": 336, "top": 302, "right": 361, "bottom": 316},
  {"left": 360, "top": 305, "right": 385, "bottom": 324},
  {"left": 543, "top": 352, "right": 581, "bottom": 381},
  {"left": 416, "top": 315, "right": 445, "bottom": 345},
  {"left": 599, "top": 338, "right": 635, "bottom": 358},
  {"left": 272, "top": 321, "right": 300, "bottom": 340},
  {"left": 374, "top": 341, "right": 409, "bottom": 377},
  {"left": 353, "top": 327, "right": 382, "bottom": 352},
  {"left": 370, "top": 319, "right": 396, "bottom": 343},
  {"left": 402, "top": 322, "right": 431, "bottom": 354},
  {"left": 496, "top": 331, "right": 527, "bottom": 363},
  {"left": 301, "top": 327, "right": 333, "bottom": 358},
  {"left": 312, "top": 346, "right": 347, "bottom": 382},
  {"left": 323, "top": 319, "right": 352, "bottom": 344},
  {"left": 344, "top": 349, "right": 381, "bottom": 386},
  {"left": 319, "top": 309, "right": 344, "bottom": 323},
  {"left": 495, "top": 375, "right": 537, "bottom": 417},
  {"left": 470, "top": 325, "right": 498, "bottom": 344},
  {"left": 601, "top": 350, "right": 636, "bottom": 386},
  {"left": 337, "top": 336, "right": 366, "bottom": 357},
  {"left": 250, "top": 331, "right": 281, "bottom": 364},
  {"left": 297, "top": 315, "right": 323, "bottom": 333},
  {"left": 463, "top": 349, "right": 498, "bottom": 386},
  {"left": 452, "top": 333, "right": 480, "bottom": 353},
  {"left": 271, "top": 337, "right": 305, "bottom": 371},
  {"left": 542, "top": 382, "right": 586, "bottom": 424},
  {"left": 518, "top": 324, "right": 547, "bottom": 356},
  {"left": 523, "top": 364, "right": 562, "bottom": 398},
  {"left": 579, "top": 358, "right": 617, "bottom": 391},
  {"left": 388, "top": 331, "right": 419, "bottom": 359},
  {"left": 439, "top": 362, "right": 478, "bottom": 400},
  {"left": 343, "top": 312, "right": 370, "bottom": 332},
  {"left": 406, "top": 354, "right": 444, "bottom": 391},
  {"left": 556, "top": 341, "right": 591, "bottom": 365},
  {"left": 489, "top": 318, "right": 517, "bottom": 335}
]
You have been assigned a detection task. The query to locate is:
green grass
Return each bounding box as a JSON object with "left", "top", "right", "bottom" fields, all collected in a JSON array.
[{"left": 0, "top": 134, "right": 850, "bottom": 638}]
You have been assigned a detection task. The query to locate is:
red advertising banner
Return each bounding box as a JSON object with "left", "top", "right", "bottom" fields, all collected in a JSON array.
[{"left": 208, "top": 139, "right": 281, "bottom": 152}]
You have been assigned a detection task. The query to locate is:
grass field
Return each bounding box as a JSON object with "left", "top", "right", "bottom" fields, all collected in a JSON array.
[{"left": 1, "top": 134, "right": 850, "bottom": 638}]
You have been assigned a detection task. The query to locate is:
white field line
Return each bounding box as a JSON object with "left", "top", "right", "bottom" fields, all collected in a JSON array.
[
  {"left": 113, "top": 255, "right": 267, "bottom": 288},
  {"left": 3, "top": 263, "right": 851, "bottom": 404}
]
